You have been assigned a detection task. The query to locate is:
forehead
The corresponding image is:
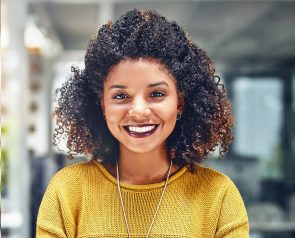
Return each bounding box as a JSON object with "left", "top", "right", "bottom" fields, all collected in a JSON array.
[{"left": 105, "top": 58, "right": 176, "bottom": 87}]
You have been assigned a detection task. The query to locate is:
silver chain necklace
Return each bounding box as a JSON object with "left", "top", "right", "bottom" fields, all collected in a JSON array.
[{"left": 116, "top": 160, "right": 173, "bottom": 238}]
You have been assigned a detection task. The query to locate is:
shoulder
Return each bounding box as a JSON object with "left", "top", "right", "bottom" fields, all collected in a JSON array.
[
  {"left": 193, "top": 164, "right": 233, "bottom": 185},
  {"left": 48, "top": 159, "right": 100, "bottom": 190},
  {"left": 185, "top": 165, "right": 247, "bottom": 213},
  {"left": 184, "top": 164, "right": 238, "bottom": 196}
]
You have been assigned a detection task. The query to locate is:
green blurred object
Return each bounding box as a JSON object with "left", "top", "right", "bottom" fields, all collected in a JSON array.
[{"left": 1, "top": 126, "right": 8, "bottom": 192}]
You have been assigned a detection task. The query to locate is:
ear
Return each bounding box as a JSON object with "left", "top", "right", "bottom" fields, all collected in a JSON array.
[
  {"left": 100, "top": 98, "right": 105, "bottom": 115},
  {"left": 177, "top": 93, "right": 184, "bottom": 113}
]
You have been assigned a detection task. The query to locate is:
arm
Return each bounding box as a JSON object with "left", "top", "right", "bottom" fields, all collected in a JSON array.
[
  {"left": 215, "top": 180, "right": 249, "bottom": 238},
  {"left": 36, "top": 180, "right": 67, "bottom": 238}
]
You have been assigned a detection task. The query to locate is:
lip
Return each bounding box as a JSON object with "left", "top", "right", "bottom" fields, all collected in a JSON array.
[{"left": 123, "top": 124, "right": 159, "bottom": 138}]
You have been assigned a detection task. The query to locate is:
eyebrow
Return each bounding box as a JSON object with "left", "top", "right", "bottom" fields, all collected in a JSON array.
[
  {"left": 109, "top": 85, "right": 127, "bottom": 89},
  {"left": 148, "top": 81, "right": 169, "bottom": 87},
  {"left": 109, "top": 81, "right": 169, "bottom": 90}
]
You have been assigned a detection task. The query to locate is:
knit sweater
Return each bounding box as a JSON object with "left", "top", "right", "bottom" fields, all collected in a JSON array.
[{"left": 36, "top": 160, "right": 249, "bottom": 238}]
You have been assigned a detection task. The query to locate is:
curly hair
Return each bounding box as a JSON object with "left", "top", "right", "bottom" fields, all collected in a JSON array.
[{"left": 53, "top": 9, "right": 234, "bottom": 171}]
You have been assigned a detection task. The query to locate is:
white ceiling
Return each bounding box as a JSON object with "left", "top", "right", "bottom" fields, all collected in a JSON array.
[{"left": 29, "top": 0, "right": 295, "bottom": 75}]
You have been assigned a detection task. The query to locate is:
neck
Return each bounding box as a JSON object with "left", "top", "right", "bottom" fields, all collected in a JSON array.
[{"left": 117, "top": 145, "right": 174, "bottom": 185}]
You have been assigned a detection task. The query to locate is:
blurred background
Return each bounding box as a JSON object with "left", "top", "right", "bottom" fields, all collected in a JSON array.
[{"left": 1, "top": 0, "right": 295, "bottom": 237}]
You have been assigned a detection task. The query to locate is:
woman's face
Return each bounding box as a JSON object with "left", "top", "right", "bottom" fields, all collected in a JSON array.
[{"left": 101, "top": 58, "right": 183, "bottom": 154}]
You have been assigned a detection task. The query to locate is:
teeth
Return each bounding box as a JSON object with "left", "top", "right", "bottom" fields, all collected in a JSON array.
[{"left": 128, "top": 125, "right": 156, "bottom": 133}]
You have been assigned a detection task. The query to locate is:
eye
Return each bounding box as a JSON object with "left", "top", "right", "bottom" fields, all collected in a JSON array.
[
  {"left": 113, "top": 93, "right": 129, "bottom": 100},
  {"left": 150, "top": 91, "right": 165, "bottom": 97}
]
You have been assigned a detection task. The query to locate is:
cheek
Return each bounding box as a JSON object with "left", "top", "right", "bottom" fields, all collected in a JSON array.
[
  {"left": 155, "top": 100, "right": 178, "bottom": 123},
  {"left": 104, "top": 103, "right": 126, "bottom": 124}
]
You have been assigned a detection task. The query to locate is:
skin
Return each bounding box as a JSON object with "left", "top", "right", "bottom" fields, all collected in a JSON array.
[{"left": 101, "top": 58, "right": 183, "bottom": 185}]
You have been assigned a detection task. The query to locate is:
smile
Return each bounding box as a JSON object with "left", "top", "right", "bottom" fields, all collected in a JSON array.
[{"left": 123, "top": 124, "right": 159, "bottom": 138}]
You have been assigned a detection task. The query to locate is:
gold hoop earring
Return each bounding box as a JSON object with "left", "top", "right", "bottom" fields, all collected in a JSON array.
[{"left": 176, "top": 113, "right": 182, "bottom": 121}]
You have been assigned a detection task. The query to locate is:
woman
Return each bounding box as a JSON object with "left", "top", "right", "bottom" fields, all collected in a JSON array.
[{"left": 37, "top": 9, "right": 249, "bottom": 238}]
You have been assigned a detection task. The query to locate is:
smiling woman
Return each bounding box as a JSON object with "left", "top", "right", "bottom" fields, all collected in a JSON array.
[
  {"left": 36, "top": 9, "right": 249, "bottom": 238},
  {"left": 102, "top": 58, "right": 181, "bottom": 157}
]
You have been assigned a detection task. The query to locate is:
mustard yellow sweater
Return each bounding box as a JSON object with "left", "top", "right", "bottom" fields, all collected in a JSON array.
[{"left": 36, "top": 160, "right": 249, "bottom": 238}]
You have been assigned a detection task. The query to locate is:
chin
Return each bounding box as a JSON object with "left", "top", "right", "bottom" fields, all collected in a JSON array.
[{"left": 120, "top": 142, "right": 165, "bottom": 155}]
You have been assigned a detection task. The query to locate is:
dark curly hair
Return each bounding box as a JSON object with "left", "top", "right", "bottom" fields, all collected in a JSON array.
[{"left": 53, "top": 9, "right": 234, "bottom": 171}]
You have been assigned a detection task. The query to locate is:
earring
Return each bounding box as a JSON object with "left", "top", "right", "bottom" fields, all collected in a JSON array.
[{"left": 176, "top": 112, "right": 182, "bottom": 121}]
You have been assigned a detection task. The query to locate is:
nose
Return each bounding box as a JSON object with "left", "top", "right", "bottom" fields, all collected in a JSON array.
[{"left": 128, "top": 99, "right": 151, "bottom": 120}]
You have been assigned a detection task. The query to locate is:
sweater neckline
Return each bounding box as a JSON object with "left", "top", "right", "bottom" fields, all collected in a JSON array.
[{"left": 93, "top": 159, "right": 188, "bottom": 190}]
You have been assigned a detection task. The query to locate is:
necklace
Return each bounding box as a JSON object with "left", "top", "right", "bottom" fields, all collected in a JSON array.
[{"left": 116, "top": 160, "right": 173, "bottom": 238}]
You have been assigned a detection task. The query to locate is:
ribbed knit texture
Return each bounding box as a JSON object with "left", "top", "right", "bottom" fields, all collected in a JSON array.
[{"left": 36, "top": 160, "right": 249, "bottom": 238}]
